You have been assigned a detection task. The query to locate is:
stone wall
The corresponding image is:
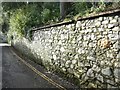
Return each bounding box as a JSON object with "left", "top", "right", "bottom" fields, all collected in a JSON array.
[{"left": 13, "top": 10, "right": 120, "bottom": 88}]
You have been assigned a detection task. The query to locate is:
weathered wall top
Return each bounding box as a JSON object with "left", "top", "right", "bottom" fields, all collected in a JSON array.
[{"left": 32, "top": 9, "right": 120, "bottom": 31}]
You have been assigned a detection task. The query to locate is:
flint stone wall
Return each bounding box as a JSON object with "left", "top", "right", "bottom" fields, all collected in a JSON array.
[{"left": 13, "top": 10, "right": 120, "bottom": 88}]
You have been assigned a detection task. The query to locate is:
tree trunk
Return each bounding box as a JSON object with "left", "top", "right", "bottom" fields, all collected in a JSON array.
[
  {"left": 60, "top": 2, "right": 66, "bottom": 20},
  {"left": 60, "top": 1, "right": 72, "bottom": 21}
]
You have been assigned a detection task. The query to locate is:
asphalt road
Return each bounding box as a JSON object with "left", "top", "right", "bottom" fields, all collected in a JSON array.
[
  {"left": 2, "top": 46, "right": 79, "bottom": 89},
  {"left": 0, "top": 47, "right": 2, "bottom": 89}
]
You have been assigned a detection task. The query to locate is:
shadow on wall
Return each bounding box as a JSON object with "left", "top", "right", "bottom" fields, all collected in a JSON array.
[{"left": 12, "top": 40, "right": 44, "bottom": 66}]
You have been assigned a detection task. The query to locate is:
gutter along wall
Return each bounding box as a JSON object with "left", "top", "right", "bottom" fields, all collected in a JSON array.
[{"left": 13, "top": 9, "right": 120, "bottom": 88}]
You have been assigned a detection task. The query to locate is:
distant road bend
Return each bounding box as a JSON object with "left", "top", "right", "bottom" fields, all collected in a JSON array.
[{"left": 1, "top": 43, "right": 79, "bottom": 89}]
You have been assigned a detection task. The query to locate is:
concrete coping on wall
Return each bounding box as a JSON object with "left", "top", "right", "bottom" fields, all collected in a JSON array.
[{"left": 32, "top": 9, "right": 120, "bottom": 31}]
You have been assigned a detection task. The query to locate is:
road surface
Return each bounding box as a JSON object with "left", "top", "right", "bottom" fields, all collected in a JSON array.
[{"left": 1, "top": 45, "right": 79, "bottom": 89}]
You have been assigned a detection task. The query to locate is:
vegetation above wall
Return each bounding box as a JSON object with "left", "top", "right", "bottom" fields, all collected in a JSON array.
[{"left": 0, "top": 2, "right": 120, "bottom": 41}]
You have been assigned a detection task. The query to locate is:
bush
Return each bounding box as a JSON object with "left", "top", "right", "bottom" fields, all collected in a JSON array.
[
  {"left": 73, "top": 2, "right": 92, "bottom": 15},
  {"left": 41, "top": 2, "right": 59, "bottom": 24},
  {"left": 7, "top": 4, "right": 42, "bottom": 41}
]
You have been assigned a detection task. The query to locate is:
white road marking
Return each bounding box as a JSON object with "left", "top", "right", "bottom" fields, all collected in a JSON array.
[{"left": 0, "top": 43, "right": 11, "bottom": 46}]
